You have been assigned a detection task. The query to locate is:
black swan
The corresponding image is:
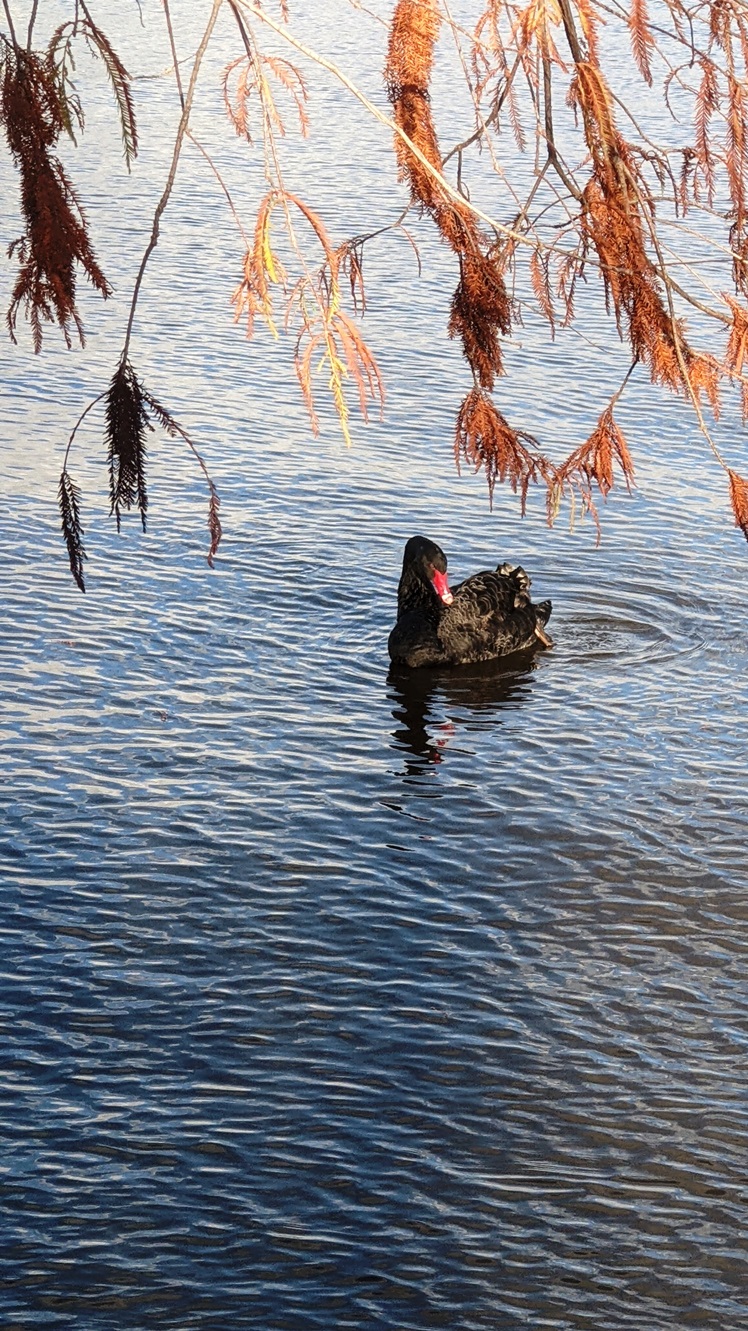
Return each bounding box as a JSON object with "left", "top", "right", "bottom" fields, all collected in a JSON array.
[{"left": 388, "top": 535, "right": 553, "bottom": 669}]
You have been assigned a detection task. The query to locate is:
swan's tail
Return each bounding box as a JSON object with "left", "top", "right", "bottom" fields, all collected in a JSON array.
[
  {"left": 534, "top": 599, "right": 553, "bottom": 648},
  {"left": 497, "top": 561, "right": 530, "bottom": 590}
]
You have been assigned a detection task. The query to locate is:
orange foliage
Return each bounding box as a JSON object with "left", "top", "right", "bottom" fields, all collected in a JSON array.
[
  {"left": 455, "top": 388, "right": 554, "bottom": 509},
  {"left": 574, "top": 0, "right": 601, "bottom": 63},
  {"left": 725, "top": 296, "right": 748, "bottom": 416},
  {"left": 223, "top": 53, "right": 309, "bottom": 142},
  {"left": 580, "top": 179, "right": 679, "bottom": 391},
  {"left": 571, "top": 62, "right": 713, "bottom": 405},
  {"left": 17, "top": 0, "right": 748, "bottom": 585},
  {"left": 386, "top": 0, "right": 441, "bottom": 90},
  {"left": 629, "top": 0, "right": 654, "bottom": 85},
  {"left": 448, "top": 249, "right": 512, "bottom": 389},
  {"left": 687, "top": 354, "right": 721, "bottom": 416},
  {"left": 530, "top": 249, "right": 556, "bottom": 334},
  {"left": 514, "top": 0, "right": 564, "bottom": 64},
  {"left": 556, "top": 405, "right": 634, "bottom": 499},
  {"left": 385, "top": 0, "right": 443, "bottom": 207},
  {"left": 385, "top": 0, "right": 513, "bottom": 390},
  {"left": 551, "top": 405, "right": 635, "bottom": 538},
  {"left": 233, "top": 189, "right": 383, "bottom": 446},
  {"left": 728, "top": 469, "right": 748, "bottom": 542}
]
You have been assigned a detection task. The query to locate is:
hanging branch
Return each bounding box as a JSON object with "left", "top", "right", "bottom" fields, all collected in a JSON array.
[
  {"left": 141, "top": 390, "right": 223, "bottom": 567},
  {"left": 161, "top": 0, "right": 185, "bottom": 110},
  {"left": 235, "top": 0, "right": 537, "bottom": 252},
  {"left": 26, "top": 0, "right": 39, "bottom": 49},
  {"left": 0, "top": 41, "right": 112, "bottom": 349},
  {"left": 121, "top": 0, "right": 223, "bottom": 363},
  {"left": 59, "top": 368, "right": 223, "bottom": 589},
  {"left": 57, "top": 391, "right": 106, "bottom": 592},
  {"left": 1, "top": 0, "right": 17, "bottom": 47},
  {"left": 728, "top": 468, "right": 748, "bottom": 542},
  {"left": 55, "top": 0, "right": 224, "bottom": 589},
  {"left": 105, "top": 360, "right": 149, "bottom": 531}
]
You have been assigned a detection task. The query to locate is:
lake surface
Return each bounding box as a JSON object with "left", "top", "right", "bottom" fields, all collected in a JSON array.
[{"left": 2, "top": 5, "right": 748, "bottom": 1328}]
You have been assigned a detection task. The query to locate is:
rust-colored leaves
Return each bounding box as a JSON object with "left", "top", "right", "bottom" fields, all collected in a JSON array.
[
  {"left": 515, "top": 0, "right": 564, "bottom": 64},
  {"left": 223, "top": 52, "right": 309, "bottom": 142},
  {"left": 1, "top": 16, "right": 137, "bottom": 351},
  {"left": 556, "top": 405, "right": 634, "bottom": 500},
  {"left": 729, "top": 469, "right": 748, "bottom": 542},
  {"left": 386, "top": 0, "right": 513, "bottom": 388},
  {"left": 385, "top": 0, "right": 442, "bottom": 207},
  {"left": 580, "top": 170, "right": 687, "bottom": 398},
  {"left": 629, "top": 0, "right": 654, "bottom": 85},
  {"left": 1, "top": 46, "right": 111, "bottom": 350},
  {"left": 234, "top": 190, "right": 383, "bottom": 447},
  {"left": 725, "top": 295, "right": 748, "bottom": 416},
  {"left": 449, "top": 251, "right": 512, "bottom": 389},
  {"left": 386, "top": 0, "right": 441, "bottom": 96},
  {"left": 455, "top": 388, "right": 553, "bottom": 509},
  {"left": 551, "top": 405, "right": 635, "bottom": 538}
]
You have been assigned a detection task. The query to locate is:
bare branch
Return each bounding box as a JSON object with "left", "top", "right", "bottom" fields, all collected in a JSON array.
[{"left": 121, "top": 0, "right": 224, "bottom": 364}]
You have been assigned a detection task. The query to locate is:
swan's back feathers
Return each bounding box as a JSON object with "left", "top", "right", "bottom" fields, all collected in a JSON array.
[{"left": 441, "top": 567, "right": 549, "bottom": 663}]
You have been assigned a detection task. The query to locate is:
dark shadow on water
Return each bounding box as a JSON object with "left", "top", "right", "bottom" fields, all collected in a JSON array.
[{"left": 386, "top": 650, "right": 539, "bottom": 785}]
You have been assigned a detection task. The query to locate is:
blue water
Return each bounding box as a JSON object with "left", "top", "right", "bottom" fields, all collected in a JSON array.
[{"left": 2, "top": 4, "right": 748, "bottom": 1328}]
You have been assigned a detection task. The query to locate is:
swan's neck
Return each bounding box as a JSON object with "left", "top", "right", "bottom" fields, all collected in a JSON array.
[{"left": 398, "top": 567, "right": 441, "bottom": 623}]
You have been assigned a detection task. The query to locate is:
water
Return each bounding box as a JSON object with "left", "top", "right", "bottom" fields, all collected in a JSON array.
[{"left": 2, "top": 4, "right": 748, "bottom": 1328}]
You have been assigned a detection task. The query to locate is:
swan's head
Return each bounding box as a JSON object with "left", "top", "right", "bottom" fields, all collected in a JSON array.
[{"left": 401, "top": 535, "right": 453, "bottom": 605}]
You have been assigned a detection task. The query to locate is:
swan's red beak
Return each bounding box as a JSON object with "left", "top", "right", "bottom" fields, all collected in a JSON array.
[{"left": 432, "top": 569, "right": 453, "bottom": 605}]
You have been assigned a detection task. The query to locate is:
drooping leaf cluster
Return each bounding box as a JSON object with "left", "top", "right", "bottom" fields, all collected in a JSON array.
[
  {"left": 0, "top": 41, "right": 108, "bottom": 349},
  {"left": 381, "top": 0, "right": 748, "bottom": 538},
  {"left": 58, "top": 468, "right": 86, "bottom": 592},
  {"left": 0, "top": 14, "right": 137, "bottom": 350},
  {"left": 106, "top": 359, "right": 150, "bottom": 533},
  {"left": 59, "top": 358, "right": 222, "bottom": 592}
]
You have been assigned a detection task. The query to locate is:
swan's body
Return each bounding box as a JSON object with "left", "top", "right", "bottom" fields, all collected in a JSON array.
[{"left": 388, "top": 536, "right": 553, "bottom": 669}]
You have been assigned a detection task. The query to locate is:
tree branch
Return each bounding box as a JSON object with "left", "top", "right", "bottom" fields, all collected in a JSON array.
[
  {"left": 26, "top": 0, "right": 39, "bottom": 48},
  {"left": 121, "top": 0, "right": 223, "bottom": 364},
  {"left": 161, "top": 0, "right": 185, "bottom": 110},
  {"left": 442, "top": 53, "right": 522, "bottom": 166},
  {"left": 557, "top": 0, "right": 585, "bottom": 64},
  {"left": 543, "top": 55, "right": 583, "bottom": 202},
  {"left": 2, "top": 0, "right": 18, "bottom": 47},
  {"left": 235, "top": 0, "right": 542, "bottom": 253}
]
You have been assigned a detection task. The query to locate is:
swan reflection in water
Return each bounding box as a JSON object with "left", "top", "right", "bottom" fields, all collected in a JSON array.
[{"left": 387, "top": 651, "right": 539, "bottom": 782}]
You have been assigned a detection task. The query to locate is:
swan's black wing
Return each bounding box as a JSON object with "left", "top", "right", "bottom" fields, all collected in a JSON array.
[{"left": 438, "top": 567, "right": 549, "bottom": 663}]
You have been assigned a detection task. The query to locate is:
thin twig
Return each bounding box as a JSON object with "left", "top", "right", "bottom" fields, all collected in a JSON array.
[
  {"left": 186, "top": 130, "right": 249, "bottom": 246},
  {"left": 543, "top": 55, "right": 583, "bottom": 201},
  {"left": 442, "top": 54, "right": 522, "bottom": 166},
  {"left": 2, "top": 0, "right": 18, "bottom": 46},
  {"left": 235, "top": 0, "right": 542, "bottom": 253},
  {"left": 121, "top": 0, "right": 223, "bottom": 364},
  {"left": 557, "top": 0, "right": 584, "bottom": 64},
  {"left": 26, "top": 0, "right": 39, "bottom": 48},
  {"left": 229, "top": 0, "right": 254, "bottom": 63},
  {"left": 609, "top": 358, "right": 639, "bottom": 407},
  {"left": 63, "top": 390, "right": 107, "bottom": 471},
  {"left": 161, "top": 0, "right": 185, "bottom": 110}
]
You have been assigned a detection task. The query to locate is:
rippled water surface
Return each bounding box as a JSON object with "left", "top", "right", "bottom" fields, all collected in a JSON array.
[{"left": 2, "top": 5, "right": 748, "bottom": 1329}]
